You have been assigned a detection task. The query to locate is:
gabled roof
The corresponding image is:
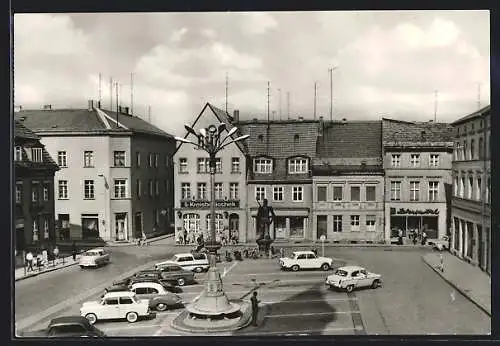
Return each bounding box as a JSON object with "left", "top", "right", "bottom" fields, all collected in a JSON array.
[
  {"left": 174, "top": 102, "right": 247, "bottom": 155},
  {"left": 14, "top": 120, "right": 40, "bottom": 140},
  {"left": 14, "top": 121, "right": 59, "bottom": 171},
  {"left": 316, "top": 121, "right": 382, "bottom": 158},
  {"left": 382, "top": 118, "right": 454, "bottom": 144},
  {"left": 451, "top": 105, "right": 491, "bottom": 125}
]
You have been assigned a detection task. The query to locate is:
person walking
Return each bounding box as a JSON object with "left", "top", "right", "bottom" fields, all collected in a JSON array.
[
  {"left": 421, "top": 231, "right": 428, "bottom": 246},
  {"left": 439, "top": 253, "right": 445, "bottom": 272},
  {"left": 26, "top": 251, "right": 34, "bottom": 272},
  {"left": 398, "top": 229, "right": 403, "bottom": 245},
  {"left": 141, "top": 231, "right": 147, "bottom": 247},
  {"left": 71, "top": 241, "right": 77, "bottom": 261},
  {"left": 183, "top": 229, "right": 188, "bottom": 245},
  {"left": 250, "top": 291, "right": 260, "bottom": 326}
]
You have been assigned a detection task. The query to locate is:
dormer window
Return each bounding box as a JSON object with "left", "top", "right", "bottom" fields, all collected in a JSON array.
[
  {"left": 14, "top": 146, "right": 23, "bottom": 161},
  {"left": 288, "top": 158, "right": 308, "bottom": 174},
  {"left": 31, "top": 148, "right": 43, "bottom": 162},
  {"left": 254, "top": 158, "right": 272, "bottom": 174}
]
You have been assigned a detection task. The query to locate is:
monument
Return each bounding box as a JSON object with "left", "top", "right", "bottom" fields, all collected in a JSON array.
[{"left": 256, "top": 198, "right": 276, "bottom": 257}]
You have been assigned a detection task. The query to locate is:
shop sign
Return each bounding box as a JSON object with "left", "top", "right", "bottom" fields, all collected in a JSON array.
[
  {"left": 391, "top": 208, "right": 439, "bottom": 215},
  {"left": 181, "top": 200, "right": 240, "bottom": 209}
]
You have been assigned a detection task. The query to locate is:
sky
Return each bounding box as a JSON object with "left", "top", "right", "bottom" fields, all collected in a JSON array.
[{"left": 13, "top": 10, "right": 490, "bottom": 135}]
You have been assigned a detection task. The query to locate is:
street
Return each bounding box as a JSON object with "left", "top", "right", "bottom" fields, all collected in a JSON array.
[{"left": 16, "top": 246, "right": 490, "bottom": 336}]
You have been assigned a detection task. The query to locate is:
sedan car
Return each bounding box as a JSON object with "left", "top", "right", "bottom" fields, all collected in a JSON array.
[
  {"left": 326, "top": 265, "right": 382, "bottom": 293},
  {"left": 130, "top": 282, "right": 184, "bottom": 311},
  {"left": 80, "top": 291, "right": 154, "bottom": 324},
  {"left": 279, "top": 251, "right": 334, "bottom": 271},
  {"left": 19, "top": 316, "right": 106, "bottom": 338},
  {"left": 79, "top": 248, "right": 110, "bottom": 269}
]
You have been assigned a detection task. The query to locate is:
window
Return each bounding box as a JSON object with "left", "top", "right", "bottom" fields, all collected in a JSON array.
[
  {"left": 292, "top": 186, "right": 303, "bottom": 202},
  {"left": 136, "top": 179, "right": 142, "bottom": 198},
  {"left": 410, "top": 154, "right": 420, "bottom": 167},
  {"left": 333, "top": 186, "right": 343, "bottom": 201},
  {"left": 179, "top": 158, "right": 188, "bottom": 173},
  {"left": 350, "top": 186, "right": 360, "bottom": 201},
  {"left": 154, "top": 153, "right": 159, "bottom": 168},
  {"left": 164, "top": 180, "right": 169, "bottom": 195},
  {"left": 58, "top": 151, "right": 67, "bottom": 167},
  {"left": 15, "top": 182, "right": 22, "bottom": 203},
  {"left": 366, "top": 215, "right": 376, "bottom": 231},
  {"left": 31, "top": 148, "right": 43, "bottom": 162},
  {"left": 486, "top": 177, "right": 490, "bottom": 203},
  {"left": 462, "top": 141, "right": 467, "bottom": 160},
  {"left": 460, "top": 177, "right": 465, "bottom": 198},
  {"left": 43, "top": 217, "right": 49, "bottom": 239},
  {"left": 289, "top": 158, "right": 308, "bottom": 174},
  {"left": 429, "top": 154, "right": 440, "bottom": 167},
  {"left": 255, "top": 186, "right": 266, "bottom": 201},
  {"left": 350, "top": 215, "right": 360, "bottom": 231},
  {"left": 254, "top": 158, "right": 273, "bottom": 173},
  {"left": 149, "top": 153, "right": 154, "bottom": 167},
  {"left": 84, "top": 151, "right": 94, "bottom": 167},
  {"left": 113, "top": 151, "right": 126, "bottom": 166},
  {"left": 197, "top": 158, "right": 209, "bottom": 173},
  {"left": 197, "top": 183, "right": 207, "bottom": 200},
  {"left": 114, "top": 179, "right": 127, "bottom": 198},
  {"left": 467, "top": 177, "right": 473, "bottom": 199},
  {"left": 317, "top": 186, "right": 327, "bottom": 202},
  {"left": 214, "top": 183, "right": 223, "bottom": 199},
  {"left": 119, "top": 297, "right": 134, "bottom": 305},
  {"left": 391, "top": 154, "right": 401, "bottom": 167},
  {"left": 470, "top": 140, "right": 475, "bottom": 160},
  {"left": 84, "top": 180, "right": 95, "bottom": 199},
  {"left": 136, "top": 152, "right": 141, "bottom": 167},
  {"left": 229, "top": 183, "right": 239, "bottom": 199},
  {"left": 410, "top": 181, "right": 420, "bottom": 201},
  {"left": 365, "top": 186, "right": 376, "bottom": 202},
  {"left": 453, "top": 176, "right": 458, "bottom": 196},
  {"left": 134, "top": 287, "right": 148, "bottom": 295},
  {"left": 58, "top": 180, "right": 68, "bottom": 199},
  {"left": 273, "top": 186, "right": 284, "bottom": 201},
  {"left": 428, "top": 181, "right": 439, "bottom": 201},
  {"left": 148, "top": 180, "right": 154, "bottom": 196},
  {"left": 181, "top": 183, "right": 191, "bottom": 199},
  {"left": 231, "top": 158, "right": 240, "bottom": 173},
  {"left": 333, "top": 215, "right": 342, "bottom": 232},
  {"left": 390, "top": 181, "right": 401, "bottom": 201},
  {"left": 165, "top": 155, "right": 170, "bottom": 167},
  {"left": 31, "top": 183, "right": 38, "bottom": 202},
  {"left": 14, "top": 146, "right": 23, "bottom": 161},
  {"left": 32, "top": 219, "right": 39, "bottom": 241},
  {"left": 476, "top": 177, "right": 482, "bottom": 201},
  {"left": 478, "top": 137, "right": 484, "bottom": 159},
  {"left": 155, "top": 180, "right": 159, "bottom": 196},
  {"left": 105, "top": 298, "right": 119, "bottom": 305},
  {"left": 183, "top": 213, "right": 201, "bottom": 233},
  {"left": 43, "top": 185, "right": 49, "bottom": 201},
  {"left": 215, "top": 158, "right": 222, "bottom": 173}
]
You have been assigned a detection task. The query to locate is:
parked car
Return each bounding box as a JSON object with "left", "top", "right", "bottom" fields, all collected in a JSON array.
[
  {"left": 80, "top": 291, "right": 154, "bottom": 324},
  {"left": 326, "top": 265, "right": 383, "bottom": 293},
  {"left": 279, "top": 251, "right": 334, "bottom": 271},
  {"left": 113, "top": 267, "right": 194, "bottom": 287},
  {"left": 106, "top": 279, "right": 182, "bottom": 294},
  {"left": 427, "top": 235, "right": 450, "bottom": 251},
  {"left": 19, "top": 316, "right": 106, "bottom": 338},
  {"left": 129, "top": 282, "right": 184, "bottom": 311},
  {"left": 155, "top": 252, "right": 210, "bottom": 273},
  {"left": 79, "top": 248, "right": 110, "bottom": 269}
]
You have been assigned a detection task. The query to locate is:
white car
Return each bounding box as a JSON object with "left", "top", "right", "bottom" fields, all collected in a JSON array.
[
  {"left": 279, "top": 251, "right": 333, "bottom": 271},
  {"left": 79, "top": 248, "right": 110, "bottom": 268},
  {"left": 326, "top": 265, "right": 382, "bottom": 293},
  {"left": 80, "top": 291, "right": 153, "bottom": 324},
  {"left": 428, "top": 236, "right": 450, "bottom": 251},
  {"left": 155, "top": 253, "right": 210, "bottom": 273}
]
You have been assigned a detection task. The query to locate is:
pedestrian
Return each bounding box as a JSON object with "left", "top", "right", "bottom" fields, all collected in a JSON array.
[
  {"left": 71, "top": 241, "right": 77, "bottom": 261},
  {"left": 141, "top": 232, "right": 147, "bottom": 247},
  {"left": 183, "top": 229, "right": 188, "bottom": 245},
  {"left": 421, "top": 231, "right": 428, "bottom": 246},
  {"left": 26, "top": 251, "right": 34, "bottom": 272},
  {"left": 398, "top": 229, "right": 403, "bottom": 245},
  {"left": 250, "top": 291, "right": 260, "bottom": 326},
  {"left": 280, "top": 247, "right": 285, "bottom": 258},
  {"left": 439, "top": 253, "right": 445, "bottom": 272}
]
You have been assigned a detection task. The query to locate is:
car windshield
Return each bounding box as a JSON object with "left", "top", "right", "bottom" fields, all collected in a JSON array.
[
  {"left": 335, "top": 269, "right": 348, "bottom": 277},
  {"left": 170, "top": 256, "right": 178, "bottom": 262},
  {"left": 84, "top": 251, "right": 99, "bottom": 256}
]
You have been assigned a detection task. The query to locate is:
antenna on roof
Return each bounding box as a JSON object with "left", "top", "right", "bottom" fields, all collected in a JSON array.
[
  {"left": 287, "top": 91, "right": 290, "bottom": 120},
  {"left": 267, "top": 81, "right": 271, "bottom": 154},
  {"left": 314, "top": 82, "right": 317, "bottom": 120},
  {"left": 225, "top": 72, "right": 229, "bottom": 115},
  {"left": 328, "top": 66, "right": 338, "bottom": 121},
  {"left": 434, "top": 90, "right": 438, "bottom": 122},
  {"left": 98, "top": 73, "right": 102, "bottom": 105},
  {"left": 131, "top": 72, "right": 134, "bottom": 115},
  {"left": 109, "top": 77, "right": 113, "bottom": 111},
  {"left": 477, "top": 83, "right": 481, "bottom": 110},
  {"left": 148, "top": 105, "right": 151, "bottom": 123},
  {"left": 115, "top": 82, "right": 119, "bottom": 127}
]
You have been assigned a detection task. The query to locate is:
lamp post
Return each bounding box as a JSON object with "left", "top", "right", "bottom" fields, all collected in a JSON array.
[{"left": 174, "top": 123, "right": 249, "bottom": 318}]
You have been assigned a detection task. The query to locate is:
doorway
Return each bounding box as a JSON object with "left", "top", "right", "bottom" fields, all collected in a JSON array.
[
  {"left": 115, "top": 213, "right": 128, "bottom": 241},
  {"left": 135, "top": 212, "right": 143, "bottom": 239}
]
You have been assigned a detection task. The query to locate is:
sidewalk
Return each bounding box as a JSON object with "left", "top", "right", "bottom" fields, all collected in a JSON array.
[
  {"left": 421, "top": 252, "right": 491, "bottom": 316},
  {"left": 15, "top": 253, "right": 83, "bottom": 282},
  {"left": 105, "top": 233, "right": 175, "bottom": 247}
]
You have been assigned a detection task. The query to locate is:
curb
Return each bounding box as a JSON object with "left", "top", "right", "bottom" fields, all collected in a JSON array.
[
  {"left": 421, "top": 255, "right": 491, "bottom": 316},
  {"left": 15, "top": 261, "right": 79, "bottom": 282},
  {"left": 106, "top": 234, "right": 175, "bottom": 247}
]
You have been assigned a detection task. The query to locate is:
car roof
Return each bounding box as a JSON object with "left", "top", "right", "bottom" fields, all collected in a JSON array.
[
  {"left": 86, "top": 248, "right": 105, "bottom": 252},
  {"left": 292, "top": 251, "right": 314, "bottom": 255},
  {"left": 337, "top": 265, "right": 365, "bottom": 272},
  {"left": 103, "top": 291, "right": 136, "bottom": 298},
  {"left": 137, "top": 269, "right": 159, "bottom": 274},
  {"left": 131, "top": 282, "right": 164, "bottom": 289},
  {"left": 175, "top": 253, "right": 194, "bottom": 257},
  {"left": 49, "top": 316, "right": 91, "bottom": 327}
]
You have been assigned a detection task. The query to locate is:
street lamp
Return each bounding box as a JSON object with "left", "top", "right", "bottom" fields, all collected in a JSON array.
[{"left": 174, "top": 123, "right": 249, "bottom": 319}]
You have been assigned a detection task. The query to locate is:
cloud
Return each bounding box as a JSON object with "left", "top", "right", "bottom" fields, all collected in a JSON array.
[{"left": 240, "top": 12, "right": 278, "bottom": 35}]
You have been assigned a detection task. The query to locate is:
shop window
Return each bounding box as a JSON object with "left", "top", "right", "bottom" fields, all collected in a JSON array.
[
  {"left": 289, "top": 216, "right": 305, "bottom": 238},
  {"left": 81, "top": 215, "right": 99, "bottom": 239}
]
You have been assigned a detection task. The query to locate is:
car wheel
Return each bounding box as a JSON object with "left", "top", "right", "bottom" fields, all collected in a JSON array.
[
  {"left": 126, "top": 312, "right": 138, "bottom": 323},
  {"left": 291, "top": 265, "right": 300, "bottom": 272},
  {"left": 156, "top": 303, "right": 167, "bottom": 312},
  {"left": 85, "top": 313, "right": 97, "bottom": 325},
  {"left": 321, "top": 263, "right": 330, "bottom": 271},
  {"left": 346, "top": 285, "right": 354, "bottom": 293},
  {"left": 371, "top": 279, "right": 381, "bottom": 289},
  {"left": 80, "top": 265, "right": 85, "bottom": 269},
  {"left": 177, "top": 278, "right": 186, "bottom": 286},
  {"left": 194, "top": 267, "right": 203, "bottom": 273}
]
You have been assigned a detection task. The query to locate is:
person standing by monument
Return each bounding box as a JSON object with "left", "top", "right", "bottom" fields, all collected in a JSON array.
[
  {"left": 250, "top": 291, "right": 261, "bottom": 326},
  {"left": 256, "top": 198, "right": 276, "bottom": 256}
]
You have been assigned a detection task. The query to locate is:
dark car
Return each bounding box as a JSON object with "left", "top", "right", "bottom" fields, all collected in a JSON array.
[
  {"left": 19, "top": 316, "right": 106, "bottom": 338},
  {"left": 155, "top": 264, "right": 196, "bottom": 286}
]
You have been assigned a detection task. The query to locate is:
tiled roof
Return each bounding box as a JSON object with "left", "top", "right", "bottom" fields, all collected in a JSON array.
[
  {"left": 14, "top": 121, "right": 59, "bottom": 171},
  {"left": 14, "top": 120, "right": 39, "bottom": 140},
  {"left": 316, "top": 121, "right": 382, "bottom": 158},
  {"left": 312, "top": 164, "right": 383, "bottom": 176},
  {"left": 451, "top": 105, "right": 491, "bottom": 125},
  {"left": 101, "top": 110, "right": 174, "bottom": 138},
  {"left": 382, "top": 118, "right": 454, "bottom": 144}
]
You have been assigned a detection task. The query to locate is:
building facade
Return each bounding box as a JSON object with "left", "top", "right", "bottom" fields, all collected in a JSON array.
[
  {"left": 450, "top": 105, "right": 491, "bottom": 275},
  {"left": 312, "top": 119, "right": 385, "bottom": 243},
  {"left": 173, "top": 104, "right": 248, "bottom": 244},
  {"left": 382, "top": 118, "right": 454, "bottom": 243},
  {"left": 15, "top": 101, "right": 176, "bottom": 242},
  {"left": 238, "top": 118, "right": 319, "bottom": 242},
  {"left": 14, "top": 120, "right": 59, "bottom": 252}
]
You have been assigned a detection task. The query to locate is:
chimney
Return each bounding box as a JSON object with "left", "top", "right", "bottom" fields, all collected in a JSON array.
[
  {"left": 341, "top": 118, "right": 347, "bottom": 124},
  {"left": 233, "top": 109, "right": 240, "bottom": 123},
  {"left": 43, "top": 104, "right": 52, "bottom": 110},
  {"left": 87, "top": 100, "right": 94, "bottom": 111},
  {"left": 253, "top": 118, "right": 258, "bottom": 123},
  {"left": 318, "top": 116, "right": 324, "bottom": 137},
  {"left": 298, "top": 116, "right": 304, "bottom": 121}
]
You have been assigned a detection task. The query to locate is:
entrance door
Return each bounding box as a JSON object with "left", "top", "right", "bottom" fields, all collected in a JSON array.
[
  {"left": 135, "top": 212, "right": 143, "bottom": 239},
  {"left": 317, "top": 215, "right": 327, "bottom": 240},
  {"left": 115, "top": 213, "right": 127, "bottom": 241},
  {"left": 477, "top": 225, "right": 484, "bottom": 269}
]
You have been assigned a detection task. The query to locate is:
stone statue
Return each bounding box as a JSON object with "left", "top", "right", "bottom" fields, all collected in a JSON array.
[{"left": 256, "top": 198, "right": 276, "bottom": 256}]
